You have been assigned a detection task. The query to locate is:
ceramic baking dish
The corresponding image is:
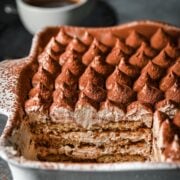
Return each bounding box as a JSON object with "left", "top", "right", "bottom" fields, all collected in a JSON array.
[{"left": 0, "top": 21, "right": 180, "bottom": 180}]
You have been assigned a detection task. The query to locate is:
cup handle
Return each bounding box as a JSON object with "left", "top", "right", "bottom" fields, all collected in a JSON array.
[{"left": 4, "top": 4, "right": 18, "bottom": 15}]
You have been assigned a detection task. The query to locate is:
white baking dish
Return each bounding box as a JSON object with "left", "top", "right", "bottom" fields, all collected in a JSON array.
[{"left": 0, "top": 21, "right": 180, "bottom": 180}]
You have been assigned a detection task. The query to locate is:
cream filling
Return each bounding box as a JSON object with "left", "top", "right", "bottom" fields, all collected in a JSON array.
[{"left": 49, "top": 104, "right": 153, "bottom": 129}]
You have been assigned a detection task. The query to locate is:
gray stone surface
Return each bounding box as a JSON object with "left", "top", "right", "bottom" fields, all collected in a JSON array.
[
  {"left": 103, "top": 0, "right": 180, "bottom": 26},
  {"left": 0, "top": 0, "right": 179, "bottom": 179}
]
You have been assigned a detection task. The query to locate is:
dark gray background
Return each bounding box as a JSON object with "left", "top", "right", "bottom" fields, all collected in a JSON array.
[{"left": 0, "top": 0, "right": 180, "bottom": 179}]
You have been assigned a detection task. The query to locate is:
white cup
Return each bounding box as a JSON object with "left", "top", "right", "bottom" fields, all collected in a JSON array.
[{"left": 15, "top": 0, "right": 95, "bottom": 34}]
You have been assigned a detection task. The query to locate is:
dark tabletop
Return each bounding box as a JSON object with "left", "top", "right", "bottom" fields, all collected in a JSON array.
[{"left": 0, "top": 0, "right": 180, "bottom": 179}]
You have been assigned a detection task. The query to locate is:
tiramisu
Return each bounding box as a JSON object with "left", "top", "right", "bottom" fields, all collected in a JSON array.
[{"left": 8, "top": 22, "right": 180, "bottom": 163}]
